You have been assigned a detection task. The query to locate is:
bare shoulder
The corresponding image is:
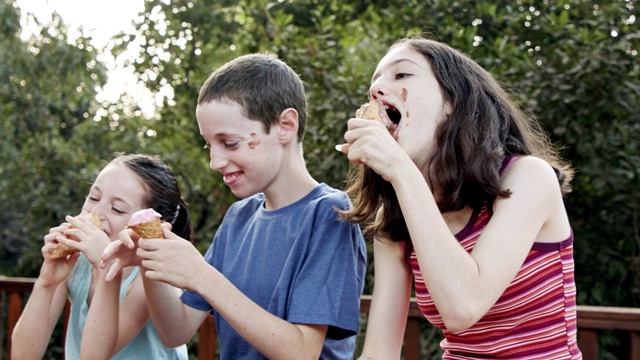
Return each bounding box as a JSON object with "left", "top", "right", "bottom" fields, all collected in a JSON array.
[
  {"left": 501, "top": 156, "right": 561, "bottom": 194},
  {"left": 496, "top": 156, "right": 570, "bottom": 241}
]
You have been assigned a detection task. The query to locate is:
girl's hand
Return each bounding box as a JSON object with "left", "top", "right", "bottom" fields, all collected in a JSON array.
[
  {"left": 38, "top": 224, "right": 79, "bottom": 287},
  {"left": 336, "top": 118, "right": 410, "bottom": 183},
  {"left": 57, "top": 214, "right": 110, "bottom": 267},
  {"left": 101, "top": 228, "right": 142, "bottom": 281}
]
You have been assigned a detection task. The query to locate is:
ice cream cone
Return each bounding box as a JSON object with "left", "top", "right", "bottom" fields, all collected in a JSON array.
[
  {"left": 356, "top": 100, "right": 385, "bottom": 123},
  {"left": 50, "top": 212, "right": 103, "bottom": 260},
  {"left": 129, "top": 218, "right": 164, "bottom": 239}
]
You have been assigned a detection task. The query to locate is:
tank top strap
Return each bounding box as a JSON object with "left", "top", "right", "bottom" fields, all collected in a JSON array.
[
  {"left": 119, "top": 267, "right": 140, "bottom": 301},
  {"left": 499, "top": 155, "right": 520, "bottom": 176}
]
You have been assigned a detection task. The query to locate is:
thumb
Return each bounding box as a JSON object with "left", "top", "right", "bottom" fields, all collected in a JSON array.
[
  {"left": 162, "top": 223, "right": 180, "bottom": 240},
  {"left": 104, "top": 259, "right": 123, "bottom": 281}
]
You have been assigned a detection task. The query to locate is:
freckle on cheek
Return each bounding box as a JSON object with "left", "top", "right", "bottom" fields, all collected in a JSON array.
[{"left": 401, "top": 88, "right": 408, "bottom": 102}]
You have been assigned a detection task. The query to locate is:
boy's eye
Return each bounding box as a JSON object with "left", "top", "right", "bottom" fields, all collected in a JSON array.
[
  {"left": 88, "top": 196, "right": 99, "bottom": 202},
  {"left": 396, "top": 72, "right": 411, "bottom": 79},
  {"left": 112, "top": 207, "right": 125, "bottom": 215},
  {"left": 225, "top": 141, "right": 240, "bottom": 149}
]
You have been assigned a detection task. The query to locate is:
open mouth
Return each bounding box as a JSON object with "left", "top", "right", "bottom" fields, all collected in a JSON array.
[
  {"left": 385, "top": 106, "right": 402, "bottom": 125},
  {"left": 380, "top": 104, "right": 401, "bottom": 138}
]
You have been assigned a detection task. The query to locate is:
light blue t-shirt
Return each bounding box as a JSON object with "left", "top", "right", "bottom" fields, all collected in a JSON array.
[
  {"left": 66, "top": 254, "right": 188, "bottom": 359},
  {"left": 181, "top": 183, "right": 367, "bottom": 359}
]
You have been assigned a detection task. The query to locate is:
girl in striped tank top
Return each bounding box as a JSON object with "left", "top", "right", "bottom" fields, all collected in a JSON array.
[{"left": 337, "top": 38, "right": 581, "bottom": 359}]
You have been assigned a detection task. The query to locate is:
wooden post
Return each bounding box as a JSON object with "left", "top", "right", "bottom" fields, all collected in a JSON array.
[
  {"left": 404, "top": 317, "right": 421, "bottom": 360},
  {"left": 197, "top": 315, "right": 217, "bottom": 360},
  {"left": 7, "top": 291, "right": 24, "bottom": 360}
]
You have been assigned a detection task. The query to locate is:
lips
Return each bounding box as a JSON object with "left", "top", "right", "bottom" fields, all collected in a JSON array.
[{"left": 222, "top": 171, "right": 243, "bottom": 186}]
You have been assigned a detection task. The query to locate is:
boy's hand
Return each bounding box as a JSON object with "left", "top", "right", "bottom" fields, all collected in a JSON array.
[{"left": 137, "top": 224, "right": 208, "bottom": 291}]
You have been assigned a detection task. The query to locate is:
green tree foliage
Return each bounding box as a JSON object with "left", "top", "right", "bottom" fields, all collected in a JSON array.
[
  {"left": 3, "top": 0, "right": 639, "bottom": 357},
  {"left": 109, "top": 0, "right": 639, "bottom": 307},
  {"left": 0, "top": 0, "right": 109, "bottom": 274}
]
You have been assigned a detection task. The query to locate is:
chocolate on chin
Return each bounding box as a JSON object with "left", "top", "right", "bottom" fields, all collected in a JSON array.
[
  {"left": 355, "top": 100, "right": 385, "bottom": 123},
  {"left": 50, "top": 212, "right": 103, "bottom": 260},
  {"left": 127, "top": 208, "right": 163, "bottom": 239}
]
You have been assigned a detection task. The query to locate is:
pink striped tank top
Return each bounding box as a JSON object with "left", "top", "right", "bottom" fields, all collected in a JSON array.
[{"left": 408, "top": 158, "right": 582, "bottom": 359}]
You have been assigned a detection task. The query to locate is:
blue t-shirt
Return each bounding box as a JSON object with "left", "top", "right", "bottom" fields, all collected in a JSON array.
[
  {"left": 181, "top": 183, "right": 367, "bottom": 359},
  {"left": 66, "top": 254, "right": 188, "bottom": 359}
]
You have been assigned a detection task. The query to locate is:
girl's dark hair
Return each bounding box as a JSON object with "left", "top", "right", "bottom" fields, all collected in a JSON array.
[
  {"left": 113, "top": 154, "right": 193, "bottom": 240},
  {"left": 340, "top": 38, "right": 574, "bottom": 242}
]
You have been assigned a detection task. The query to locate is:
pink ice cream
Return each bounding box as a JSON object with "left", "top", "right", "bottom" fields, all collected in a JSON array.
[{"left": 128, "top": 208, "right": 162, "bottom": 226}]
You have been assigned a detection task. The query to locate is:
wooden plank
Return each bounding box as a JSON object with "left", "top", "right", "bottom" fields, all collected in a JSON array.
[
  {"left": 630, "top": 332, "right": 640, "bottom": 360},
  {"left": 404, "top": 318, "right": 421, "bottom": 360},
  {"left": 577, "top": 329, "right": 598, "bottom": 360},
  {"left": 7, "top": 291, "right": 25, "bottom": 360},
  {"left": 577, "top": 305, "right": 640, "bottom": 331},
  {"left": 197, "top": 315, "right": 216, "bottom": 360}
]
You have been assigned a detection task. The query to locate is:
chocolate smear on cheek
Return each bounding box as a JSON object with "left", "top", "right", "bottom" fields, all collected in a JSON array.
[
  {"left": 247, "top": 132, "right": 261, "bottom": 149},
  {"left": 402, "top": 88, "right": 410, "bottom": 118}
]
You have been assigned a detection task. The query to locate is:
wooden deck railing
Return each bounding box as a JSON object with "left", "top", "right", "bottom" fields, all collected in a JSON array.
[{"left": 2, "top": 276, "right": 639, "bottom": 359}]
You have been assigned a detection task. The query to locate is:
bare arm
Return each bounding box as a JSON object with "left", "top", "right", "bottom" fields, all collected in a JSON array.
[
  {"left": 12, "top": 234, "right": 75, "bottom": 360},
  {"left": 358, "top": 236, "right": 412, "bottom": 359},
  {"left": 391, "top": 156, "right": 566, "bottom": 331},
  {"left": 141, "top": 269, "right": 208, "bottom": 347},
  {"left": 81, "top": 270, "right": 122, "bottom": 360},
  {"left": 342, "top": 121, "right": 569, "bottom": 332},
  {"left": 80, "top": 268, "right": 152, "bottom": 359},
  {"left": 138, "top": 229, "right": 328, "bottom": 359}
]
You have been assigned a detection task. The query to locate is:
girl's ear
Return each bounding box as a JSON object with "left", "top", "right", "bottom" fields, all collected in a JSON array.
[
  {"left": 443, "top": 100, "right": 453, "bottom": 117},
  {"left": 277, "top": 108, "right": 299, "bottom": 144}
]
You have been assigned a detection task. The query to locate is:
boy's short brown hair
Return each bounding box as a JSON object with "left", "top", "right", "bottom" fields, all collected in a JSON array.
[{"left": 198, "top": 54, "right": 308, "bottom": 142}]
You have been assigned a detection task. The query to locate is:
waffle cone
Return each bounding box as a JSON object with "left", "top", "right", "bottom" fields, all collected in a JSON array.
[
  {"left": 49, "top": 242, "right": 78, "bottom": 260},
  {"left": 50, "top": 212, "right": 103, "bottom": 260},
  {"left": 129, "top": 218, "right": 163, "bottom": 239},
  {"left": 355, "top": 101, "right": 384, "bottom": 123}
]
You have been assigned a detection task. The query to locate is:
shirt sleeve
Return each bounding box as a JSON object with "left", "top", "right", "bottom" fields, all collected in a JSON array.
[{"left": 286, "top": 193, "right": 367, "bottom": 340}]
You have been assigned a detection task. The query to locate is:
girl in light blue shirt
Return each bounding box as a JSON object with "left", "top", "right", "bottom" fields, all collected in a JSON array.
[{"left": 12, "top": 154, "right": 190, "bottom": 359}]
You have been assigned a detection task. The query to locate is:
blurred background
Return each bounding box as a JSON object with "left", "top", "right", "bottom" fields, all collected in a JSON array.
[{"left": 1, "top": 0, "right": 638, "bottom": 358}]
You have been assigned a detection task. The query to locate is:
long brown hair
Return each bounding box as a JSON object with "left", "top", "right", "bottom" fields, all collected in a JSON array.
[{"left": 340, "top": 38, "right": 573, "bottom": 242}]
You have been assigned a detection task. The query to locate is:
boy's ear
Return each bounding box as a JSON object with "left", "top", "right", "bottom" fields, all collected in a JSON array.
[{"left": 277, "top": 108, "right": 299, "bottom": 144}]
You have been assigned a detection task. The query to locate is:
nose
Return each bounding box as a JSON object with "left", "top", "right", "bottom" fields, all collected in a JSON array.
[
  {"left": 369, "top": 77, "right": 388, "bottom": 100},
  {"left": 88, "top": 202, "right": 107, "bottom": 219},
  {"left": 208, "top": 147, "right": 228, "bottom": 172}
]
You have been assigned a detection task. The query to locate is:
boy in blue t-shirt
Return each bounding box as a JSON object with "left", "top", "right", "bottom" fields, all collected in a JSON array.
[{"left": 103, "top": 54, "right": 367, "bottom": 359}]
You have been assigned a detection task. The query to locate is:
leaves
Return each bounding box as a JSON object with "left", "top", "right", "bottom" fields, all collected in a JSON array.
[{"left": 3, "top": 2, "right": 639, "bottom": 356}]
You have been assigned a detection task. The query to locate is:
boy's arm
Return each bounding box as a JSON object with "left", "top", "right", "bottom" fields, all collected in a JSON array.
[
  {"left": 188, "top": 264, "right": 328, "bottom": 359},
  {"left": 138, "top": 236, "right": 328, "bottom": 359},
  {"left": 142, "top": 268, "right": 210, "bottom": 347}
]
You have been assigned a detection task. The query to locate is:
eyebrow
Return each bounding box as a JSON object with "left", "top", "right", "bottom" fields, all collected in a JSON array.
[{"left": 372, "top": 58, "right": 422, "bottom": 82}]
